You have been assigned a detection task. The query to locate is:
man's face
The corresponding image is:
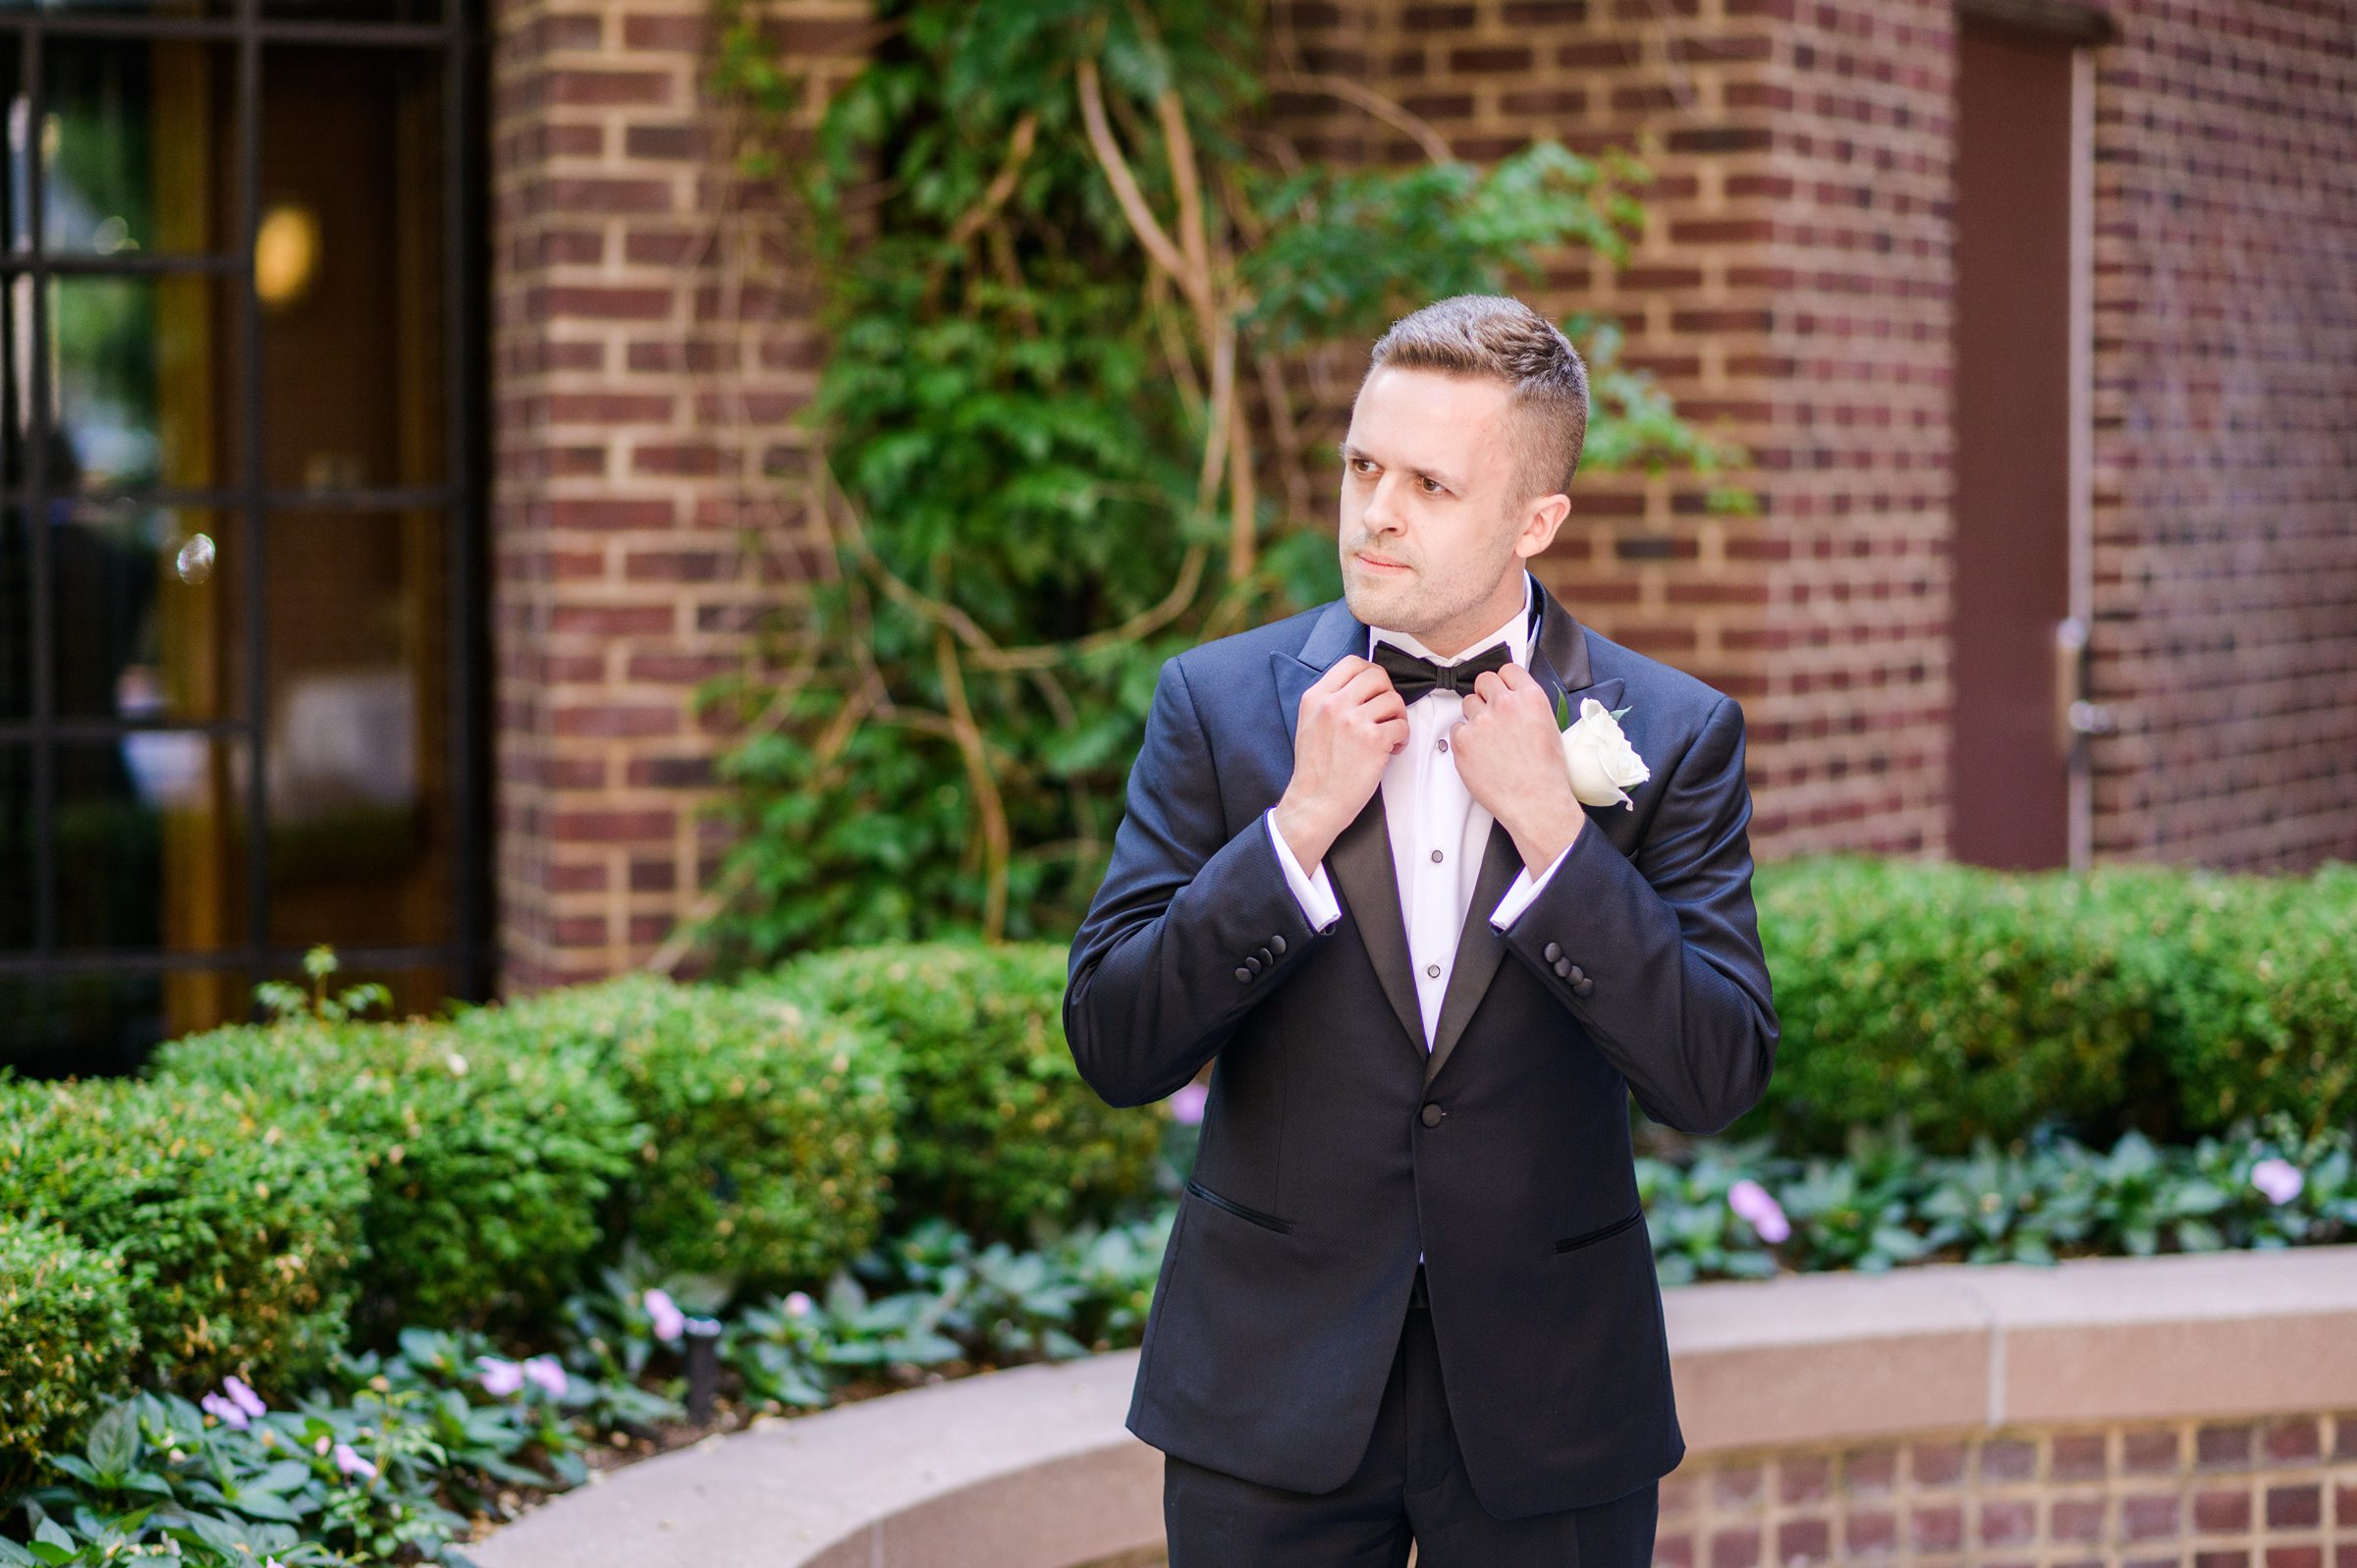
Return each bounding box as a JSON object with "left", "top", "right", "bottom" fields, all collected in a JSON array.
[{"left": 1337, "top": 364, "right": 1562, "bottom": 656}]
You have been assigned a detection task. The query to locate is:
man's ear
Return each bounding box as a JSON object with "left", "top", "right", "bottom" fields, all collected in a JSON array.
[{"left": 1515, "top": 492, "right": 1571, "bottom": 559}]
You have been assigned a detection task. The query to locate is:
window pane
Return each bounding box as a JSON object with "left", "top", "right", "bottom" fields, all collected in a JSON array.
[
  {"left": 0, "top": 741, "right": 31, "bottom": 947},
  {"left": 47, "top": 271, "right": 241, "bottom": 491},
  {"left": 259, "top": 44, "right": 444, "bottom": 492},
  {"left": 0, "top": 971, "right": 171, "bottom": 1081},
  {"left": 37, "top": 38, "right": 235, "bottom": 258},
  {"left": 262, "top": 508, "right": 449, "bottom": 947},
  {"left": 0, "top": 505, "right": 27, "bottom": 719},
  {"left": 0, "top": 0, "right": 225, "bottom": 21},
  {"left": 55, "top": 731, "right": 249, "bottom": 950},
  {"left": 50, "top": 499, "right": 238, "bottom": 722},
  {"left": 260, "top": 0, "right": 440, "bottom": 24}
]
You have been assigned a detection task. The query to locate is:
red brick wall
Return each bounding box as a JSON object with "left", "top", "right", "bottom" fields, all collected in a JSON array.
[
  {"left": 488, "top": 0, "right": 864, "bottom": 991},
  {"left": 1655, "top": 1412, "right": 2357, "bottom": 1568},
  {"left": 2084, "top": 0, "right": 2357, "bottom": 870}
]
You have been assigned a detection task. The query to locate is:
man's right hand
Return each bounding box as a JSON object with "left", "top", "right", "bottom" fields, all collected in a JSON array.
[{"left": 1273, "top": 655, "right": 1407, "bottom": 871}]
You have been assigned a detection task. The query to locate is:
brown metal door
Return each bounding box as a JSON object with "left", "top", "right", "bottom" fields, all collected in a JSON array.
[{"left": 1950, "top": 15, "right": 2087, "bottom": 869}]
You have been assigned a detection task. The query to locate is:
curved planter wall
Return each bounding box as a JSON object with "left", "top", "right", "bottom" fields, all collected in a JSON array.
[{"left": 464, "top": 1243, "right": 2357, "bottom": 1568}]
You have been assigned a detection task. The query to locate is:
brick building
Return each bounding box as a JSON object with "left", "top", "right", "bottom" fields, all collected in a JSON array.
[{"left": 5, "top": 0, "right": 2351, "bottom": 1064}]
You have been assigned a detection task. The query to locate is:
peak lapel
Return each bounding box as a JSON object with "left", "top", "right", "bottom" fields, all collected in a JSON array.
[
  {"left": 1422, "top": 577, "right": 1623, "bottom": 1089},
  {"left": 1270, "top": 599, "right": 1425, "bottom": 1056}
]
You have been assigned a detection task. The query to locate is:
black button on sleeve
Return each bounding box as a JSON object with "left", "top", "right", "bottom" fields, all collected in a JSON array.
[
  {"left": 1235, "top": 966, "right": 1253, "bottom": 983},
  {"left": 1552, "top": 957, "right": 1571, "bottom": 977},
  {"left": 1245, "top": 954, "right": 1263, "bottom": 974},
  {"left": 1271, "top": 934, "right": 1287, "bottom": 954},
  {"left": 1543, "top": 942, "right": 1562, "bottom": 962},
  {"left": 1573, "top": 977, "right": 1595, "bottom": 998}
]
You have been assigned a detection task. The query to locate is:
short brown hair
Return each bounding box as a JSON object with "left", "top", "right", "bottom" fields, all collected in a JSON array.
[{"left": 1364, "top": 294, "right": 1590, "bottom": 505}]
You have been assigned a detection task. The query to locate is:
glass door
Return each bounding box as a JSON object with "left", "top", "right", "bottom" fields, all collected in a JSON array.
[{"left": 0, "top": 0, "right": 484, "bottom": 1075}]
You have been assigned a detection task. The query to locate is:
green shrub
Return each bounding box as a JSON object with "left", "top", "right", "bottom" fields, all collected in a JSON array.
[
  {"left": 1749, "top": 855, "right": 2149, "bottom": 1155},
  {"left": 0, "top": 1215, "right": 141, "bottom": 1487},
  {"left": 2080, "top": 860, "right": 2357, "bottom": 1137},
  {"left": 759, "top": 941, "right": 1166, "bottom": 1243},
  {"left": 461, "top": 973, "right": 899, "bottom": 1297},
  {"left": 151, "top": 1016, "right": 642, "bottom": 1337},
  {"left": 0, "top": 1075, "right": 365, "bottom": 1394}
]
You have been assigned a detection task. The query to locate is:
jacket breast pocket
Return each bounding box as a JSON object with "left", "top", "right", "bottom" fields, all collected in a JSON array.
[
  {"left": 1186, "top": 1175, "right": 1294, "bottom": 1234},
  {"left": 1552, "top": 1206, "right": 1643, "bottom": 1255}
]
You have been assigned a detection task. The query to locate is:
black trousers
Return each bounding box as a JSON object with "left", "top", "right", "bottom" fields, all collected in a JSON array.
[{"left": 1162, "top": 1266, "right": 1663, "bottom": 1568}]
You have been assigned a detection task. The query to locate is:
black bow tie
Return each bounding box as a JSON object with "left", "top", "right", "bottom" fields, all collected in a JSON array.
[{"left": 1370, "top": 637, "right": 1514, "bottom": 705}]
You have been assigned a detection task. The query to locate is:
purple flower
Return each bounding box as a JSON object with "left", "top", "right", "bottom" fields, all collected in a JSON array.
[
  {"left": 2252, "top": 1157, "right": 2304, "bottom": 1205},
  {"left": 1170, "top": 1082, "right": 1209, "bottom": 1126},
  {"left": 200, "top": 1391, "right": 250, "bottom": 1431},
  {"left": 223, "top": 1375, "right": 267, "bottom": 1420},
  {"left": 522, "top": 1354, "right": 569, "bottom": 1398},
  {"left": 1727, "top": 1178, "right": 1791, "bottom": 1244},
  {"left": 643, "top": 1287, "right": 686, "bottom": 1342},
  {"left": 475, "top": 1355, "right": 526, "bottom": 1397},
  {"left": 332, "top": 1442, "right": 377, "bottom": 1481},
  {"left": 784, "top": 1290, "right": 814, "bottom": 1319}
]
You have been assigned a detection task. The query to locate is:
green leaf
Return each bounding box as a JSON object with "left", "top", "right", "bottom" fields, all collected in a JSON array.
[{"left": 84, "top": 1402, "right": 140, "bottom": 1479}]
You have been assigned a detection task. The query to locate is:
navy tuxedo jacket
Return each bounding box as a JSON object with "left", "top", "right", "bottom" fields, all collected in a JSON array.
[{"left": 1063, "top": 572, "right": 1780, "bottom": 1519}]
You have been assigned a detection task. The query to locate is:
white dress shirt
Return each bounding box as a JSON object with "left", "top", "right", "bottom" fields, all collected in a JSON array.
[
  {"left": 1261, "top": 571, "right": 1575, "bottom": 1266},
  {"left": 1261, "top": 568, "right": 1574, "bottom": 1044}
]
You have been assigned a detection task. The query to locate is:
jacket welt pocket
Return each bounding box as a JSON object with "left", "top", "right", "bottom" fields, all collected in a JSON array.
[
  {"left": 1553, "top": 1207, "right": 1643, "bottom": 1254},
  {"left": 1185, "top": 1176, "right": 1293, "bottom": 1234}
]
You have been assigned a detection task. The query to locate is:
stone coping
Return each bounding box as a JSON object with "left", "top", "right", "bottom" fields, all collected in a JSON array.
[{"left": 463, "top": 1242, "right": 2357, "bottom": 1568}]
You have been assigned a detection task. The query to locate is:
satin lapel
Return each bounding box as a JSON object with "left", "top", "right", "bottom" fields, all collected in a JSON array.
[
  {"left": 1328, "top": 788, "right": 1426, "bottom": 1054},
  {"left": 1422, "top": 577, "right": 1624, "bottom": 1089},
  {"left": 1270, "top": 599, "right": 1426, "bottom": 1055},
  {"left": 1421, "top": 818, "right": 1521, "bottom": 1087}
]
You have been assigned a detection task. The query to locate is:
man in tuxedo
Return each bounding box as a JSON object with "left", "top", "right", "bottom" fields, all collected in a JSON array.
[{"left": 1064, "top": 294, "right": 1779, "bottom": 1566}]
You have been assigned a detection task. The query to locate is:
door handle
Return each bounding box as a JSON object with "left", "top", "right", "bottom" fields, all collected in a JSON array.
[{"left": 2054, "top": 616, "right": 2113, "bottom": 755}]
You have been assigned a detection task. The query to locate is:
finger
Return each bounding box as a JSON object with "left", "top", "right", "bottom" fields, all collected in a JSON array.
[
  {"left": 1318, "top": 654, "right": 1374, "bottom": 691},
  {"left": 1472, "top": 669, "right": 1507, "bottom": 703},
  {"left": 1498, "top": 662, "right": 1534, "bottom": 690},
  {"left": 1340, "top": 664, "right": 1398, "bottom": 704},
  {"left": 1459, "top": 691, "right": 1485, "bottom": 720}
]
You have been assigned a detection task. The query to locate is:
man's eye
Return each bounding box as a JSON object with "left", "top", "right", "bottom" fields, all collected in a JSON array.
[{"left": 1420, "top": 477, "right": 1442, "bottom": 494}]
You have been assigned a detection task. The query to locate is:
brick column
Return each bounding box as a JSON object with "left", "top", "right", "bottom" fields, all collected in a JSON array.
[{"left": 488, "top": 0, "right": 869, "bottom": 992}]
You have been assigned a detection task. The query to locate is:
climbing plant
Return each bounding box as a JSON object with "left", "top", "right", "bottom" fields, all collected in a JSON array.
[{"left": 673, "top": 0, "right": 1753, "bottom": 968}]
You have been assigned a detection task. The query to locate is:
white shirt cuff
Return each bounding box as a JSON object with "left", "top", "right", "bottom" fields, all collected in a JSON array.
[
  {"left": 1489, "top": 834, "right": 1576, "bottom": 931},
  {"left": 1265, "top": 807, "right": 1342, "bottom": 932}
]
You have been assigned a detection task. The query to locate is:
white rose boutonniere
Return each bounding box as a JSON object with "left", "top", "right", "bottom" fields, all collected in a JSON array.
[{"left": 1555, "top": 688, "right": 1650, "bottom": 810}]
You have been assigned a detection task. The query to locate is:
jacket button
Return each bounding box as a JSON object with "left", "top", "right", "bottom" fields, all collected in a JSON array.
[
  {"left": 1573, "top": 977, "right": 1595, "bottom": 998},
  {"left": 1419, "top": 1102, "right": 1445, "bottom": 1128},
  {"left": 1271, "top": 934, "right": 1287, "bottom": 954},
  {"left": 1235, "top": 966, "right": 1254, "bottom": 983},
  {"left": 1256, "top": 946, "right": 1273, "bottom": 965},
  {"left": 1568, "top": 965, "right": 1585, "bottom": 982},
  {"left": 1543, "top": 942, "right": 1562, "bottom": 962},
  {"left": 1245, "top": 954, "right": 1263, "bottom": 974},
  {"left": 1553, "top": 956, "right": 1571, "bottom": 977}
]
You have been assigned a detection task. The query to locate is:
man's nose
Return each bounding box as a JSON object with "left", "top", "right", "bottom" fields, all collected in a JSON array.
[{"left": 1363, "top": 472, "right": 1411, "bottom": 535}]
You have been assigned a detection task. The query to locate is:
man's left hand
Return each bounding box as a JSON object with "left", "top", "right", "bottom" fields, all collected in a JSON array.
[{"left": 1453, "top": 664, "right": 1585, "bottom": 873}]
